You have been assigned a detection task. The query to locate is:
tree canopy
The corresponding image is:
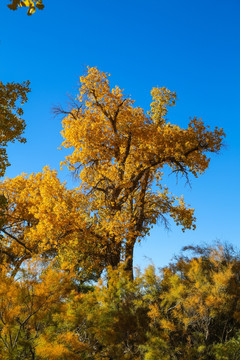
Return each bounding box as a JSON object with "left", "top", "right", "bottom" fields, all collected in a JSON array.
[{"left": 58, "top": 66, "right": 225, "bottom": 277}]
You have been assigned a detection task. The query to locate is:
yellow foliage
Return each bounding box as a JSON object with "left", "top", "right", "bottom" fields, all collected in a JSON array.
[
  {"left": 59, "top": 67, "right": 225, "bottom": 275},
  {"left": 0, "top": 67, "right": 225, "bottom": 280},
  {"left": 35, "top": 337, "right": 71, "bottom": 359},
  {"left": 7, "top": 0, "right": 44, "bottom": 15}
]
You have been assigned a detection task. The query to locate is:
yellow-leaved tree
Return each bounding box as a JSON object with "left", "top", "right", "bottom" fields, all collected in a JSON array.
[
  {"left": 0, "top": 67, "right": 225, "bottom": 280},
  {"left": 56, "top": 66, "right": 225, "bottom": 278},
  {"left": 0, "top": 167, "right": 105, "bottom": 278},
  {"left": 0, "top": 258, "right": 75, "bottom": 359}
]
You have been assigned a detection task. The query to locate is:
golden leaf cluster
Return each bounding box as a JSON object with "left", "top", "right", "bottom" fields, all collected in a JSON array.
[{"left": 7, "top": 0, "right": 44, "bottom": 15}]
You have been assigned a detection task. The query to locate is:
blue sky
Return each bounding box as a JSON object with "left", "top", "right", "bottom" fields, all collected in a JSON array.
[{"left": 0, "top": 0, "right": 239, "bottom": 269}]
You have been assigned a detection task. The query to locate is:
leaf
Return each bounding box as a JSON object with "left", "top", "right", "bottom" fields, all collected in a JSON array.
[
  {"left": 7, "top": 0, "right": 20, "bottom": 10},
  {"left": 27, "top": 6, "right": 36, "bottom": 16},
  {"left": 36, "top": 0, "right": 44, "bottom": 10}
]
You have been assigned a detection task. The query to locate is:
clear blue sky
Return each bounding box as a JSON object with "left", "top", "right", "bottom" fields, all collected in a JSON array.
[{"left": 0, "top": 0, "right": 239, "bottom": 269}]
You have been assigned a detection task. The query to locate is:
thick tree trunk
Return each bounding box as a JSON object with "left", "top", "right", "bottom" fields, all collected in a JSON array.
[{"left": 107, "top": 238, "right": 121, "bottom": 270}]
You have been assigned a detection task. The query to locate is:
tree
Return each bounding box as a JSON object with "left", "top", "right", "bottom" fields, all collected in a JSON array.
[
  {"left": 0, "top": 165, "right": 110, "bottom": 281},
  {"left": 34, "top": 265, "right": 149, "bottom": 360},
  {"left": 142, "top": 244, "right": 240, "bottom": 359},
  {"left": 0, "top": 258, "right": 75, "bottom": 359},
  {"left": 0, "top": 167, "right": 94, "bottom": 278},
  {"left": 0, "top": 80, "right": 30, "bottom": 230},
  {"left": 0, "top": 67, "right": 225, "bottom": 280},
  {"left": 7, "top": 0, "right": 44, "bottom": 15},
  {"left": 57, "top": 66, "right": 225, "bottom": 278},
  {"left": 0, "top": 80, "right": 30, "bottom": 177}
]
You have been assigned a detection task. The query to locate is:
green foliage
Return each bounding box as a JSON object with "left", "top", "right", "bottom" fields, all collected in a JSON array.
[
  {"left": 36, "top": 265, "right": 149, "bottom": 359},
  {"left": 212, "top": 333, "right": 240, "bottom": 360},
  {"left": 0, "top": 80, "right": 30, "bottom": 177},
  {"left": 141, "top": 244, "right": 240, "bottom": 360},
  {"left": 0, "top": 80, "right": 30, "bottom": 243}
]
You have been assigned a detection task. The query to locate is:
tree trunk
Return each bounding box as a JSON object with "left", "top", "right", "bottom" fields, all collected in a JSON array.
[
  {"left": 107, "top": 238, "right": 121, "bottom": 270},
  {"left": 124, "top": 241, "right": 134, "bottom": 280}
]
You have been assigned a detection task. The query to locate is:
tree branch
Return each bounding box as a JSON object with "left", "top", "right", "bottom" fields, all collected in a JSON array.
[{"left": 0, "top": 228, "right": 32, "bottom": 253}]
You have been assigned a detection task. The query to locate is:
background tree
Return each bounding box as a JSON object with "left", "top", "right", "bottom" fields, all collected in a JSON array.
[
  {"left": 0, "top": 258, "right": 75, "bottom": 360},
  {"left": 142, "top": 244, "right": 240, "bottom": 359},
  {"left": 0, "top": 80, "right": 30, "bottom": 233},
  {"left": 0, "top": 80, "right": 30, "bottom": 177}
]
